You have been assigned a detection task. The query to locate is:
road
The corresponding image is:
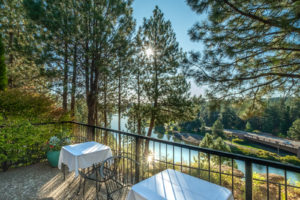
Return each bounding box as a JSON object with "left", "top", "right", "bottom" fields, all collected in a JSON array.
[{"left": 220, "top": 128, "right": 300, "bottom": 154}]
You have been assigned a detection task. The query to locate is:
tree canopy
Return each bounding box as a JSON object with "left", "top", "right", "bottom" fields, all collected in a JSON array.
[
  {"left": 200, "top": 133, "right": 231, "bottom": 152},
  {"left": 186, "top": 0, "right": 300, "bottom": 106}
]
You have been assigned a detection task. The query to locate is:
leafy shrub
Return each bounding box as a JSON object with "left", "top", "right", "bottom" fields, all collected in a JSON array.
[
  {"left": 280, "top": 155, "right": 300, "bottom": 166},
  {"left": 232, "top": 138, "right": 243, "bottom": 143},
  {"left": 0, "top": 89, "right": 71, "bottom": 171},
  {"left": 0, "top": 121, "right": 64, "bottom": 171}
]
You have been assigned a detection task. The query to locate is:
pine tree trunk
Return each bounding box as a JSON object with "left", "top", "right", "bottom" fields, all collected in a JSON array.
[
  {"left": 145, "top": 48, "right": 158, "bottom": 155},
  {"left": 8, "top": 32, "right": 13, "bottom": 88},
  {"left": 62, "top": 40, "right": 68, "bottom": 111},
  {"left": 118, "top": 71, "right": 122, "bottom": 152},
  {"left": 104, "top": 73, "right": 108, "bottom": 144},
  {"left": 70, "top": 43, "right": 77, "bottom": 118},
  {"left": 84, "top": 36, "right": 96, "bottom": 140},
  {"left": 87, "top": 96, "right": 96, "bottom": 140},
  {"left": 147, "top": 114, "right": 155, "bottom": 137},
  {"left": 118, "top": 74, "right": 121, "bottom": 131},
  {"left": 137, "top": 70, "right": 141, "bottom": 135}
]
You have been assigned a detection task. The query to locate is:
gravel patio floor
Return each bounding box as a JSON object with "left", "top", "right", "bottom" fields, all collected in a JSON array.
[{"left": 0, "top": 161, "right": 118, "bottom": 200}]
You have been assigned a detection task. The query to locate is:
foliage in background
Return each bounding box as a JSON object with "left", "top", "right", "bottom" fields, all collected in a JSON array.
[
  {"left": 288, "top": 119, "right": 300, "bottom": 140},
  {"left": 182, "top": 97, "right": 300, "bottom": 138},
  {"left": 231, "top": 141, "right": 300, "bottom": 166},
  {"left": 0, "top": 89, "right": 68, "bottom": 123},
  {"left": 200, "top": 133, "right": 230, "bottom": 152},
  {"left": 245, "top": 121, "right": 253, "bottom": 132},
  {"left": 0, "top": 35, "right": 7, "bottom": 91},
  {"left": 211, "top": 118, "right": 225, "bottom": 138}
]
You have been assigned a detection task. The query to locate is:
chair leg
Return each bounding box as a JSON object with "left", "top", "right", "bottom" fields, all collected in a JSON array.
[
  {"left": 96, "top": 181, "right": 99, "bottom": 200},
  {"left": 76, "top": 177, "right": 82, "bottom": 196},
  {"left": 63, "top": 163, "right": 66, "bottom": 181},
  {"left": 83, "top": 178, "right": 86, "bottom": 196}
]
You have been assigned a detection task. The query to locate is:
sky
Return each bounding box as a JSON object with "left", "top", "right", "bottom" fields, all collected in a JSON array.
[{"left": 132, "top": 0, "right": 206, "bottom": 96}]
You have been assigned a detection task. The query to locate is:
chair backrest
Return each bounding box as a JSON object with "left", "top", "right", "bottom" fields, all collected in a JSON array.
[
  {"left": 100, "top": 155, "right": 140, "bottom": 185},
  {"left": 100, "top": 155, "right": 140, "bottom": 199}
]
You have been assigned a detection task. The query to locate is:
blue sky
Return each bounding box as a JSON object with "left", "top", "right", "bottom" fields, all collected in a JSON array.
[{"left": 132, "top": 0, "right": 206, "bottom": 96}]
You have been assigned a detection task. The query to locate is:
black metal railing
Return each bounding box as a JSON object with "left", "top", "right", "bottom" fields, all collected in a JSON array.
[{"left": 2, "top": 121, "right": 300, "bottom": 200}]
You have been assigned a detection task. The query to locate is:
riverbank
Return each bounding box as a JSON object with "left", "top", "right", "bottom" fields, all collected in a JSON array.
[{"left": 173, "top": 131, "right": 203, "bottom": 145}]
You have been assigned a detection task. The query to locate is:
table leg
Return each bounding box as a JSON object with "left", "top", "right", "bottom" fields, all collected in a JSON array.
[{"left": 62, "top": 163, "right": 66, "bottom": 181}]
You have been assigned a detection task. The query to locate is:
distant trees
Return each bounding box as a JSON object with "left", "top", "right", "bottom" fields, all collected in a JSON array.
[
  {"left": 200, "top": 133, "right": 230, "bottom": 152},
  {"left": 288, "top": 119, "right": 300, "bottom": 140},
  {"left": 212, "top": 118, "right": 225, "bottom": 138},
  {"left": 200, "top": 122, "right": 206, "bottom": 134},
  {"left": 186, "top": 0, "right": 300, "bottom": 112},
  {"left": 0, "top": 35, "right": 7, "bottom": 91},
  {"left": 245, "top": 121, "right": 253, "bottom": 132},
  {"left": 190, "top": 98, "right": 300, "bottom": 137}
]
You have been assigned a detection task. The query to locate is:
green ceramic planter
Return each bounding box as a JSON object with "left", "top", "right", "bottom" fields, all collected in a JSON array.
[{"left": 47, "top": 150, "right": 60, "bottom": 167}]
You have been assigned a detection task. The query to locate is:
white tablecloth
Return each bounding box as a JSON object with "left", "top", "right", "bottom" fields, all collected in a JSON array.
[
  {"left": 126, "top": 169, "right": 234, "bottom": 200},
  {"left": 58, "top": 141, "right": 112, "bottom": 177}
]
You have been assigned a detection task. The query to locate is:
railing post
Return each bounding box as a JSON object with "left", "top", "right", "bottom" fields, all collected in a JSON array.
[
  {"left": 245, "top": 160, "right": 252, "bottom": 200},
  {"left": 87, "top": 126, "right": 95, "bottom": 141},
  {"left": 135, "top": 136, "right": 140, "bottom": 183}
]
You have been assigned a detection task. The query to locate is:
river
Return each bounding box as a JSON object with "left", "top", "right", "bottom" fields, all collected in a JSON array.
[{"left": 109, "top": 114, "right": 300, "bottom": 184}]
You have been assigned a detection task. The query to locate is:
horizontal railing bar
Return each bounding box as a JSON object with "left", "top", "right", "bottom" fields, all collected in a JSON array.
[
  {"left": 151, "top": 158, "right": 300, "bottom": 189},
  {"left": 63, "top": 121, "right": 300, "bottom": 173},
  {"left": 3, "top": 121, "right": 300, "bottom": 173}
]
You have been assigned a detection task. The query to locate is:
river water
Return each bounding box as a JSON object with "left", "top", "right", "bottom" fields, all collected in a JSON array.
[{"left": 109, "top": 114, "right": 300, "bottom": 184}]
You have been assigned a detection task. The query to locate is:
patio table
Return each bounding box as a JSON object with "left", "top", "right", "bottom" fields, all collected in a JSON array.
[
  {"left": 58, "top": 141, "right": 112, "bottom": 177},
  {"left": 126, "top": 169, "right": 234, "bottom": 200}
]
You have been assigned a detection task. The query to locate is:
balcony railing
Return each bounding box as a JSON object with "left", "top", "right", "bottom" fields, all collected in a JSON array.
[{"left": 3, "top": 121, "right": 300, "bottom": 200}]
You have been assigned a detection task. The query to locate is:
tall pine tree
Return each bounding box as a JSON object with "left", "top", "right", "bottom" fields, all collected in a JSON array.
[{"left": 139, "top": 6, "right": 192, "bottom": 138}]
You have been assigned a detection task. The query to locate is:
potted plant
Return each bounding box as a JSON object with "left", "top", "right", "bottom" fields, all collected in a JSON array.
[{"left": 46, "top": 136, "right": 62, "bottom": 167}]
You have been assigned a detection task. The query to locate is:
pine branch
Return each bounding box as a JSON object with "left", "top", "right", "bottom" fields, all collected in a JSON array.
[{"left": 223, "top": 0, "right": 300, "bottom": 34}]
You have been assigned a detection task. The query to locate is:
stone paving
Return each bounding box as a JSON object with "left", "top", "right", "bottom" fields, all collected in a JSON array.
[{"left": 0, "top": 161, "right": 112, "bottom": 200}]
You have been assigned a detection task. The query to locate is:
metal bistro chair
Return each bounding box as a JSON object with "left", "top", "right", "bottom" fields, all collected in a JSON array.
[
  {"left": 100, "top": 155, "right": 140, "bottom": 200},
  {"left": 61, "top": 136, "right": 88, "bottom": 180},
  {"left": 78, "top": 155, "right": 140, "bottom": 200},
  {"left": 78, "top": 163, "right": 106, "bottom": 200}
]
